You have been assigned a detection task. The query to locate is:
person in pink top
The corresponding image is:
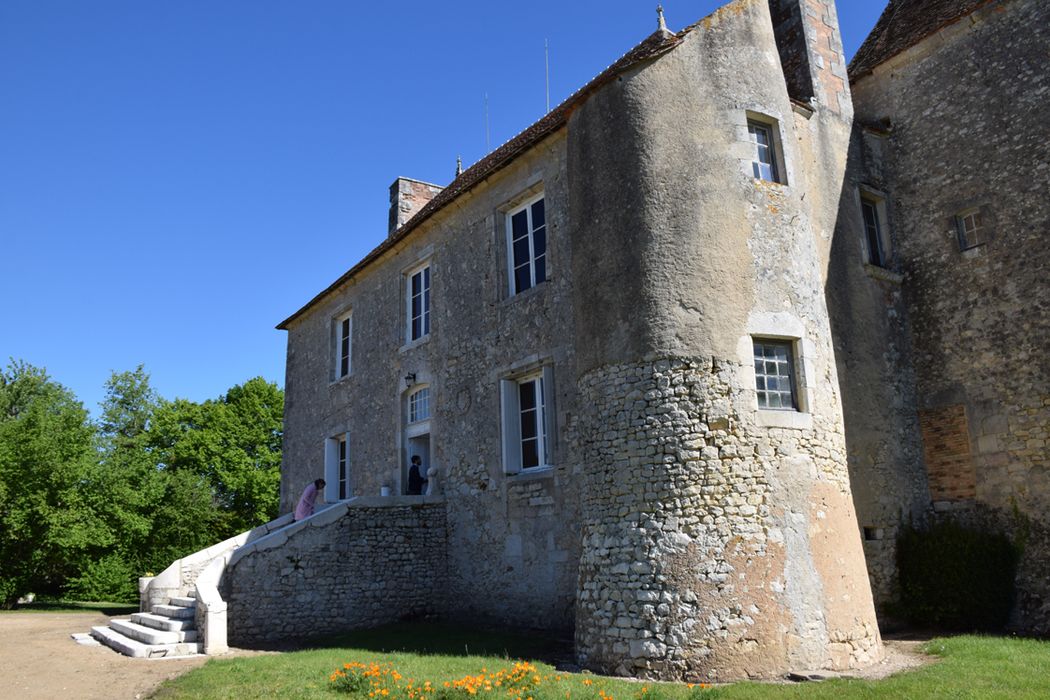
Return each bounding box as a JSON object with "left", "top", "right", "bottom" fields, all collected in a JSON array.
[{"left": 294, "top": 478, "right": 326, "bottom": 521}]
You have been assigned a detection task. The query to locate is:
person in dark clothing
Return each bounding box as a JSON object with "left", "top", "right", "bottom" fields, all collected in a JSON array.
[{"left": 407, "top": 455, "right": 427, "bottom": 495}]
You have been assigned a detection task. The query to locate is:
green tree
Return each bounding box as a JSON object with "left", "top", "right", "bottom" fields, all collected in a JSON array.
[
  {"left": 0, "top": 361, "right": 109, "bottom": 608},
  {"left": 91, "top": 367, "right": 164, "bottom": 577},
  {"left": 149, "top": 378, "right": 283, "bottom": 537}
]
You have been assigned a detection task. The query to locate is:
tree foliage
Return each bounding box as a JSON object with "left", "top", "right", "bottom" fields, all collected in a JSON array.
[
  {"left": 0, "top": 362, "right": 106, "bottom": 608},
  {"left": 0, "top": 361, "right": 283, "bottom": 605}
]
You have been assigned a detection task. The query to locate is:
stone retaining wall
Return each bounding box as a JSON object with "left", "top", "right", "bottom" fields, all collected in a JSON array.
[{"left": 224, "top": 501, "right": 447, "bottom": 645}]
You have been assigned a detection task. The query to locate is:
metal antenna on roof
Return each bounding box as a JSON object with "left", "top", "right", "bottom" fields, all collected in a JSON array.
[
  {"left": 545, "top": 38, "right": 551, "bottom": 113},
  {"left": 657, "top": 5, "right": 667, "bottom": 32},
  {"left": 456, "top": 156, "right": 463, "bottom": 178},
  {"left": 484, "top": 93, "right": 491, "bottom": 152}
]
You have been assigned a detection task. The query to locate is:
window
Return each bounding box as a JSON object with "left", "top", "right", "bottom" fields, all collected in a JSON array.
[
  {"left": 860, "top": 194, "right": 890, "bottom": 267},
  {"left": 517, "top": 377, "right": 547, "bottom": 469},
  {"left": 408, "top": 386, "right": 430, "bottom": 423},
  {"left": 407, "top": 264, "right": 431, "bottom": 342},
  {"left": 500, "top": 366, "right": 556, "bottom": 473},
  {"left": 324, "top": 433, "right": 351, "bottom": 500},
  {"left": 334, "top": 312, "right": 352, "bottom": 380},
  {"left": 956, "top": 208, "right": 988, "bottom": 250},
  {"left": 747, "top": 120, "right": 781, "bottom": 183},
  {"left": 507, "top": 195, "right": 547, "bottom": 295},
  {"left": 753, "top": 340, "right": 797, "bottom": 410}
]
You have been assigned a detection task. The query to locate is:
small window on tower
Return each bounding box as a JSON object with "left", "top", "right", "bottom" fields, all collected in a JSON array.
[
  {"left": 752, "top": 339, "right": 798, "bottom": 411},
  {"left": 746, "top": 117, "right": 785, "bottom": 184},
  {"left": 956, "top": 207, "right": 989, "bottom": 250},
  {"left": 859, "top": 191, "right": 892, "bottom": 268}
]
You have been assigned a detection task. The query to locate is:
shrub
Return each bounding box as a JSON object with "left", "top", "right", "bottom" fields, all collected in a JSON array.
[
  {"left": 896, "top": 520, "right": 1019, "bottom": 631},
  {"left": 63, "top": 554, "right": 139, "bottom": 603}
]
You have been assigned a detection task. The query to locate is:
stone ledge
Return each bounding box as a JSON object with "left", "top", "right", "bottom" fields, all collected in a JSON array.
[
  {"left": 863, "top": 264, "right": 903, "bottom": 284},
  {"left": 756, "top": 409, "right": 813, "bottom": 430}
]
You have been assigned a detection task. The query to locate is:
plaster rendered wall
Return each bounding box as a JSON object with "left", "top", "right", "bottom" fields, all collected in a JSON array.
[
  {"left": 225, "top": 502, "right": 446, "bottom": 644},
  {"left": 568, "top": 0, "right": 879, "bottom": 681},
  {"left": 850, "top": 0, "right": 1050, "bottom": 633},
  {"left": 281, "top": 132, "right": 581, "bottom": 631}
]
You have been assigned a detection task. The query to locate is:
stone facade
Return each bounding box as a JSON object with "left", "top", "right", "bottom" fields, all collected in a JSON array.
[
  {"left": 847, "top": 0, "right": 1050, "bottom": 632},
  {"left": 268, "top": 0, "right": 1049, "bottom": 682}
]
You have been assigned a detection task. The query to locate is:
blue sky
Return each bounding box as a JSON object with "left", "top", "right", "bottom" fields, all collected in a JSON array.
[{"left": 1, "top": 1, "right": 887, "bottom": 414}]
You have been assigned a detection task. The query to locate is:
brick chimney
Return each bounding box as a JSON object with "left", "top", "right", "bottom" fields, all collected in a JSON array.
[
  {"left": 388, "top": 177, "right": 444, "bottom": 235},
  {"left": 768, "top": 0, "right": 852, "bottom": 118}
]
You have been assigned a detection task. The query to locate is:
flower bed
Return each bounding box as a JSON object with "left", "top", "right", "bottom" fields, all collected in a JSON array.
[{"left": 329, "top": 661, "right": 712, "bottom": 700}]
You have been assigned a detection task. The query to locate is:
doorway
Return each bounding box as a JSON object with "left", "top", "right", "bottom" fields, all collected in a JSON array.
[{"left": 405, "top": 433, "right": 430, "bottom": 495}]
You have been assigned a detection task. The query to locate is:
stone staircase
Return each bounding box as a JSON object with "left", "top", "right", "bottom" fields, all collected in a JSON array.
[{"left": 90, "top": 595, "right": 202, "bottom": 658}]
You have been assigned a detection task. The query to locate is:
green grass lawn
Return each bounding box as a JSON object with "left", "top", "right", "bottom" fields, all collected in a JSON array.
[
  {"left": 152, "top": 623, "right": 1050, "bottom": 700},
  {"left": 2, "top": 599, "right": 138, "bottom": 615}
]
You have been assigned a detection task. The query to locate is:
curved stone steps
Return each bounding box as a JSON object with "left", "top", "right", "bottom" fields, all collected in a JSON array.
[{"left": 86, "top": 596, "right": 201, "bottom": 658}]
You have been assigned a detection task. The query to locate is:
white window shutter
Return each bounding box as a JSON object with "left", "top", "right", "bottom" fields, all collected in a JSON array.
[
  {"left": 344, "top": 432, "right": 352, "bottom": 498},
  {"left": 500, "top": 379, "right": 522, "bottom": 474},
  {"left": 323, "top": 438, "right": 338, "bottom": 501},
  {"left": 541, "top": 365, "right": 556, "bottom": 466}
]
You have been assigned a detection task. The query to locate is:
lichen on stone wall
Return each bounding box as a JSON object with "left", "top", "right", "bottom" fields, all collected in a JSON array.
[{"left": 574, "top": 356, "right": 880, "bottom": 681}]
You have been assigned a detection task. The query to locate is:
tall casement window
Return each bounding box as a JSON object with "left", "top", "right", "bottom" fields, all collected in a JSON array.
[
  {"left": 747, "top": 120, "right": 781, "bottom": 183},
  {"left": 408, "top": 386, "right": 430, "bottom": 423},
  {"left": 860, "top": 194, "right": 890, "bottom": 267},
  {"left": 407, "top": 264, "right": 431, "bottom": 342},
  {"left": 507, "top": 195, "right": 547, "bottom": 295},
  {"left": 956, "top": 208, "right": 989, "bottom": 250},
  {"left": 334, "top": 311, "right": 352, "bottom": 380},
  {"left": 753, "top": 339, "right": 797, "bottom": 410},
  {"left": 500, "top": 366, "right": 556, "bottom": 473},
  {"left": 324, "top": 433, "right": 351, "bottom": 500}
]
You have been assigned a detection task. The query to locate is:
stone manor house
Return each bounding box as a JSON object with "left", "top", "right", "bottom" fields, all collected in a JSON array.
[{"left": 115, "top": 0, "right": 1047, "bottom": 682}]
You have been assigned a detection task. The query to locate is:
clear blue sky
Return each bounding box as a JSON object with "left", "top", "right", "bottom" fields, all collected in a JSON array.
[{"left": 0, "top": 1, "right": 887, "bottom": 414}]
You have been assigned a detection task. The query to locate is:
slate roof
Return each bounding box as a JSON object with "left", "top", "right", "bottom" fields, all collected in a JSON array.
[
  {"left": 849, "top": 0, "right": 1000, "bottom": 79},
  {"left": 277, "top": 28, "right": 681, "bottom": 330}
]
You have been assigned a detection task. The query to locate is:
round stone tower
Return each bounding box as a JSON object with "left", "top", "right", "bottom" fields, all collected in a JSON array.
[{"left": 567, "top": 0, "right": 881, "bottom": 681}]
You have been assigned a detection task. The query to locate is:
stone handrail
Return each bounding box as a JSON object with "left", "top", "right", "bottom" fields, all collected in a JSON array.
[
  {"left": 141, "top": 496, "right": 440, "bottom": 654},
  {"left": 138, "top": 509, "right": 303, "bottom": 654},
  {"left": 194, "top": 502, "right": 355, "bottom": 653}
]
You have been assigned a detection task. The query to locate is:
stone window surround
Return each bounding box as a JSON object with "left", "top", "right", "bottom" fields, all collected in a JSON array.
[
  {"left": 401, "top": 374, "right": 434, "bottom": 440},
  {"left": 496, "top": 181, "right": 548, "bottom": 301},
  {"left": 398, "top": 374, "right": 435, "bottom": 496},
  {"left": 399, "top": 249, "right": 434, "bottom": 351},
  {"left": 498, "top": 355, "right": 557, "bottom": 477},
  {"left": 735, "top": 109, "right": 790, "bottom": 186},
  {"left": 329, "top": 307, "right": 353, "bottom": 385},
  {"left": 739, "top": 311, "right": 815, "bottom": 430},
  {"left": 857, "top": 184, "right": 894, "bottom": 270},
  {"left": 323, "top": 429, "right": 352, "bottom": 502}
]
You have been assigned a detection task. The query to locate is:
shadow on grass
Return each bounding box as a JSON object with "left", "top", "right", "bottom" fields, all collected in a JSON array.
[
  {"left": 7, "top": 600, "right": 138, "bottom": 615},
  {"left": 249, "top": 621, "right": 575, "bottom": 665}
]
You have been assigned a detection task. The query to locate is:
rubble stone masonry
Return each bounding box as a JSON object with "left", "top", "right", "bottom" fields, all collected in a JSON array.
[
  {"left": 850, "top": 0, "right": 1050, "bottom": 633},
  {"left": 224, "top": 501, "right": 447, "bottom": 645}
]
